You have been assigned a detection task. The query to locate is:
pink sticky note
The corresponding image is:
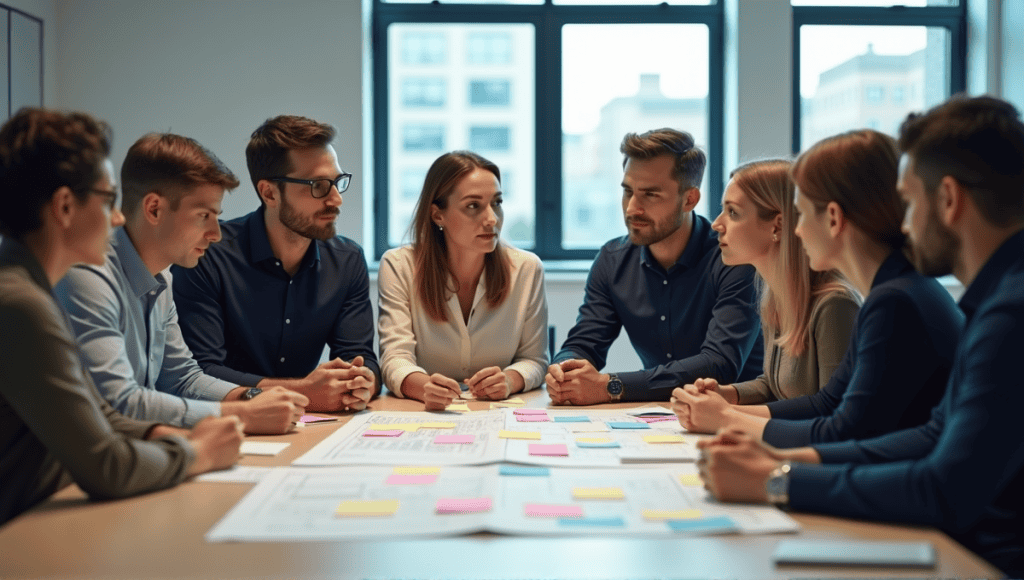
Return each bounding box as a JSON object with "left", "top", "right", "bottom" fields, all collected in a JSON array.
[
  {"left": 513, "top": 408, "right": 549, "bottom": 415},
  {"left": 301, "top": 414, "right": 339, "bottom": 423},
  {"left": 434, "top": 434, "right": 475, "bottom": 444},
  {"left": 639, "top": 415, "right": 678, "bottom": 423},
  {"left": 529, "top": 443, "right": 569, "bottom": 456},
  {"left": 525, "top": 503, "right": 584, "bottom": 518},
  {"left": 516, "top": 414, "right": 550, "bottom": 422},
  {"left": 436, "top": 497, "right": 493, "bottom": 514},
  {"left": 363, "top": 430, "right": 403, "bottom": 437},
  {"left": 385, "top": 474, "right": 437, "bottom": 485}
]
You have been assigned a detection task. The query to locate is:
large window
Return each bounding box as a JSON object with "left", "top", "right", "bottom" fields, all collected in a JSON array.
[
  {"left": 793, "top": 1, "right": 966, "bottom": 151},
  {"left": 373, "top": 1, "right": 723, "bottom": 260}
]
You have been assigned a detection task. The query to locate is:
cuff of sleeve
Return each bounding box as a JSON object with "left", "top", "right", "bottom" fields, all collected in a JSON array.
[
  {"left": 182, "top": 399, "right": 221, "bottom": 428},
  {"left": 733, "top": 379, "right": 770, "bottom": 405},
  {"left": 616, "top": 370, "right": 647, "bottom": 402},
  {"left": 505, "top": 362, "right": 543, "bottom": 392},
  {"left": 786, "top": 463, "right": 845, "bottom": 513},
  {"left": 811, "top": 440, "right": 864, "bottom": 464},
  {"left": 551, "top": 349, "right": 583, "bottom": 365},
  {"left": 385, "top": 362, "right": 428, "bottom": 398},
  {"left": 205, "top": 364, "right": 264, "bottom": 388},
  {"left": 765, "top": 396, "right": 804, "bottom": 419}
]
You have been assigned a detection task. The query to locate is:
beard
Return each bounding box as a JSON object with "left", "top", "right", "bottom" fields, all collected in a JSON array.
[
  {"left": 910, "top": 204, "right": 960, "bottom": 277},
  {"left": 280, "top": 196, "right": 338, "bottom": 240},
  {"left": 624, "top": 198, "right": 685, "bottom": 246}
]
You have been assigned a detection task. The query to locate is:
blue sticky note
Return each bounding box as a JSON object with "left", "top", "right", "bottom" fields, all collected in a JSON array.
[
  {"left": 553, "top": 415, "right": 590, "bottom": 423},
  {"left": 499, "top": 465, "right": 551, "bottom": 476},
  {"left": 666, "top": 516, "right": 738, "bottom": 534},
  {"left": 575, "top": 441, "right": 621, "bottom": 448},
  {"left": 559, "top": 516, "right": 626, "bottom": 527},
  {"left": 607, "top": 422, "right": 651, "bottom": 430}
]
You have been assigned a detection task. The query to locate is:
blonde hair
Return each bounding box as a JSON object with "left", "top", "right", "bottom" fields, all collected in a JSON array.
[{"left": 731, "top": 159, "right": 859, "bottom": 357}]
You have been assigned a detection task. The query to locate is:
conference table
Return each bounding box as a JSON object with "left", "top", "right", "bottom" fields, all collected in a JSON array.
[{"left": 0, "top": 390, "right": 1001, "bottom": 579}]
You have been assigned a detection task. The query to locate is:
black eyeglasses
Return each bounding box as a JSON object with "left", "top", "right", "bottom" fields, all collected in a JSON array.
[
  {"left": 88, "top": 188, "right": 120, "bottom": 211},
  {"left": 271, "top": 173, "right": 352, "bottom": 199}
]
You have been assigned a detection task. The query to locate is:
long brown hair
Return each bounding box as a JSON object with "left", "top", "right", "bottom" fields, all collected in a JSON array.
[
  {"left": 411, "top": 151, "right": 511, "bottom": 322},
  {"left": 791, "top": 129, "right": 906, "bottom": 251},
  {"left": 731, "top": 159, "right": 858, "bottom": 357}
]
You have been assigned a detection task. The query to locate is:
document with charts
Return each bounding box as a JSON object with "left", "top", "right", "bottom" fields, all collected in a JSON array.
[{"left": 205, "top": 464, "right": 800, "bottom": 542}]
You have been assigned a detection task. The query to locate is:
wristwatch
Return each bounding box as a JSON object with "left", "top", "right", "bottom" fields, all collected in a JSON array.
[
  {"left": 240, "top": 387, "right": 263, "bottom": 401},
  {"left": 606, "top": 374, "right": 623, "bottom": 402},
  {"left": 766, "top": 461, "right": 792, "bottom": 507}
]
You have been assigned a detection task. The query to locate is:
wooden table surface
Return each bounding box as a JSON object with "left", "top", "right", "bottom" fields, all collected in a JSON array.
[{"left": 0, "top": 389, "right": 1001, "bottom": 579}]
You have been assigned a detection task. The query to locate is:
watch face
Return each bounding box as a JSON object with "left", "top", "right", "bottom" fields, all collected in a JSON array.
[
  {"left": 242, "top": 387, "right": 262, "bottom": 400},
  {"left": 607, "top": 377, "right": 623, "bottom": 396}
]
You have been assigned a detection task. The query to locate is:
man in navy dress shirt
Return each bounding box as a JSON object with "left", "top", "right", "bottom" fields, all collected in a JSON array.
[
  {"left": 546, "top": 128, "right": 763, "bottom": 404},
  {"left": 172, "top": 115, "right": 379, "bottom": 412},
  {"left": 696, "top": 95, "right": 1024, "bottom": 577}
]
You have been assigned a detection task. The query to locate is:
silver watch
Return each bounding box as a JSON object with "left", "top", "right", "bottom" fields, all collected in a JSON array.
[{"left": 766, "top": 461, "right": 791, "bottom": 507}]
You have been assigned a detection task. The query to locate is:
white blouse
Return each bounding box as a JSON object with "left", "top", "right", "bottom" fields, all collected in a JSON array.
[{"left": 378, "top": 245, "right": 549, "bottom": 397}]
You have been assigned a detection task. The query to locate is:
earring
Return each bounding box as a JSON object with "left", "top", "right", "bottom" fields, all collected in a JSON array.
[
  {"left": 437, "top": 224, "right": 444, "bottom": 231},
  {"left": 773, "top": 234, "right": 779, "bottom": 242}
]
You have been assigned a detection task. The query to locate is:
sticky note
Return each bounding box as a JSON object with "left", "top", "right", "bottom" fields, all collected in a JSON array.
[
  {"left": 642, "top": 509, "right": 703, "bottom": 520},
  {"left": 666, "top": 516, "right": 737, "bottom": 533},
  {"left": 516, "top": 414, "right": 550, "bottom": 422},
  {"left": 491, "top": 397, "right": 526, "bottom": 408},
  {"left": 639, "top": 415, "right": 678, "bottom": 423},
  {"left": 572, "top": 487, "right": 625, "bottom": 500},
  {"left": 393, "top": 466, "right": 441, "bottom": 475},
  {"left": 367, "top": 423, "right": 419, "bottom": 432},
  {"left": 576, "top": 441, "right": 620, "bottom": 448},
  {"left": 643, "top": 435, "right": 687, "bottom": 444},
  {"left": 513, "top": 408, "right": 549, "bottom": 415},
  {"left": 434, "top": 434, "right": 475, "bottom": 444},
  {"left": 559, "top": 516, "right": 626, "bottom": 527},
  {"left": 363, "top": 429, "right": 404, "bottom": 437},
  {"left": 385, "top": 473, "right": 437, "bottom": 485},
  {"left": 575, "top": 437, "right": 611, "bottom": 443},
  {"left": 525, "top": 503, "right": 584, "bottom": 518},
  {"left": 499, "top": 465, "right": 550, "bottom": 476},
  {"left": 300, "top": 414, "right": 338, "bottom": 423},
  {"left": 239, "top": 441, "right": 290, "bottom": 455},
  {"left": 499, "top": 430, "right": 542, "bottom": 440},
  {"left": 436, "top": 497, "right": 492, "bottom": 514},
  {"left": 607, "top": 422, "right": 651, "bottom": 430},
  {"left": 678, "top": 474, "right": 702, "bottom": 487},
  {"left": 529, "top": 443, "right": 569, "bottom": 456},
  {"left": 445, "top": 402, "right": 470, "bottom": 412},
  {"left": 335, "top": 499, "right": 400, "bottom": 517},
  {"left": 553, "top": 415, "right": 590, "bottom": 423},
  {"left": 417, "top": 422, "right": 457, "bottom": 429}
]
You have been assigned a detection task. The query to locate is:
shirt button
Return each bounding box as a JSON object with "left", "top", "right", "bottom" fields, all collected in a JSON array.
[
  {"left": 280, "top": 357, "right": 286, "bottom": 363},
  {"left": 666, "top": 353, "right": 672, "bottom": 358},
  {"left": 149, "top": 290, "right": 156, "bottom": 295},
  {"left": 660, "top": 315, "right": 666, "bottom": 321},
  {"left": 285, "top": 319, "right": 291, "bottom": 324},
  {"left": 662, "top": 280, "right": 668, "bottom": 285},
  {"left": 289, "top": 280, "right": 293, "bottom": 285}
]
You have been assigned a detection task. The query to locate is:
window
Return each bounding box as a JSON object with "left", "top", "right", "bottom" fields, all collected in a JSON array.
[
  {"left": 793, "top": 2, "right": 966, "bottom": 151},
  {"left": 402, "top": 124, "right": 445, "bottom": 152},
  {"left": 402, "top": 78, "right": 446, "bottom": 107},
  {"left": 373, "top": 1, "right": 723, "bottom": 260},
  {"left": 469, "top": 79, "right": 511, "bottom": 107}
]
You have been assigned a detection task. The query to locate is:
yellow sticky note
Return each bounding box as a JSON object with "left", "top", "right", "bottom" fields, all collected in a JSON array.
[
  {"left": 575, "top": 437, "right": 612, "bottom": 444},
  {"left": 393, "top": 466, "right": 441, "bottom": 475},
  {"left": 572, "top": 487, "right": 625, "bottom": 500},
  {"left": 445, "top": 403, "right": 470, "bottom": 412},
  {"left": 491, "top": 397, "right": 527, "bottom": 408},
  {"left": 642, "top": 509, "right": 703, "bottom": 520},
  {"left": 643, "top": 435, "right": 687, "bottom": 444},
  {"left": 335, "top": 499, "right": 400, "bottom": 517},
  {"left": 678, "top": 474, "right": 702, "bottom": 487},
  {"left": 367, "top": 423, "right": 420, "bottom": 432},
  {"left": 499, "top": 430, "right": 542, "bottom": 440},
  {"left": 418, "top": 422, "right": 457, "bottom": 429}
]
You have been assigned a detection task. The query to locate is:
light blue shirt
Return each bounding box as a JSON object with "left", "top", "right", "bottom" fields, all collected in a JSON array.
[{"left": 54, "top": 227, "right": 237, "bottom": 427}]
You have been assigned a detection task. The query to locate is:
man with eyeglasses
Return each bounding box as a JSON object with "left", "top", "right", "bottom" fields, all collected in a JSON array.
[
  {"left": 54, "top": 133, "right": 307, "bottom": 435},
  {"left": 171, "top": 115, "right": 379, "bottom": 411}
]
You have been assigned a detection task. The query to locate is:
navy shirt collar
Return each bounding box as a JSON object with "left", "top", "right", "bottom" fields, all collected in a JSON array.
[
  {"left": 639, "top": 214, "right": 711, "bottom": 273},
  {"left": 111, "top": 227, "right": 164, "bottom": 298},
  {"left": 959, "top": 228, "right": 1024, "bottom": 318},
  {"left": 0, "top": 237, "right": 51, "bottom": 292},
  {"left": 871, "top": 248, "right": 914, "bottom": 290},
  {"left": 244, "top": 205, "right": 321, "bottom": 271}
]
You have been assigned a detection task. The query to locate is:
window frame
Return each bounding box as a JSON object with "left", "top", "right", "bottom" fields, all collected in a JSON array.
[
  {"left": 372, "top": 0, "right": 724, "bottom": 261},
  {"left": 791, "top": 2, "right": 967, "bottom": 154}
]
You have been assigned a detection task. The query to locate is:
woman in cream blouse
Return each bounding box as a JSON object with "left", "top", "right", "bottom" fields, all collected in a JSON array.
[{"left": 378, "top": 151, "right": 548, "bottom": 409}]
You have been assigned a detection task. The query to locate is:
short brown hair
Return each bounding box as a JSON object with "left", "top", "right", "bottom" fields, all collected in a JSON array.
[
  {"left": 411, "top": 151, "right": 511, "bottom": 323},
  {"left": 620, "top": 128, "right": 706, "bottom": 193},
  {"left": 898, "top": 95, "right": 1024, "bottom": 227},
  {"left": 121, "top": 133, "right": 239, "bottom": 219},
  {"left": 246, "top": 115, "right": 336, "bottom": 203},
  {"left": 791, "top": 129, "right": 905, "bottom": 251},
  {"left": 0, "top": 108, "right": 111, "bottom": 240}
]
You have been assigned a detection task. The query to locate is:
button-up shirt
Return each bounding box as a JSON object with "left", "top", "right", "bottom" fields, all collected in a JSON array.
[
  {"left": 171, "top": 206, "right": 379, "bottom": 388},
  {"left": 790, "top": 230, "right": 1024, "bottom": 577},
  {"left": 554, "top": 215, "right": 764, "bottom": 401},
  {"left": 53, "top": 228, "right": 237, "bottom": 427}
]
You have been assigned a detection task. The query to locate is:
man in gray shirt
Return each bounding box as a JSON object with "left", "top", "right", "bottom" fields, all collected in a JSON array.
[{"left": 0, "top": 108, "right": 243, "bottom": 524}]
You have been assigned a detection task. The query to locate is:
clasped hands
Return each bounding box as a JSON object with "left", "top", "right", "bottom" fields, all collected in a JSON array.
[
  {"left": 671, "top": 377, "right": 738, "bottom": 433},
  {"left": 545, "top": 359, "right": 612, "bottom": 406},
  {"left": 423, "top": 367, "right": 516, "bottom": 411},
  {"left": 298, "top": 356, "right": 376, "bottom": 412}
]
